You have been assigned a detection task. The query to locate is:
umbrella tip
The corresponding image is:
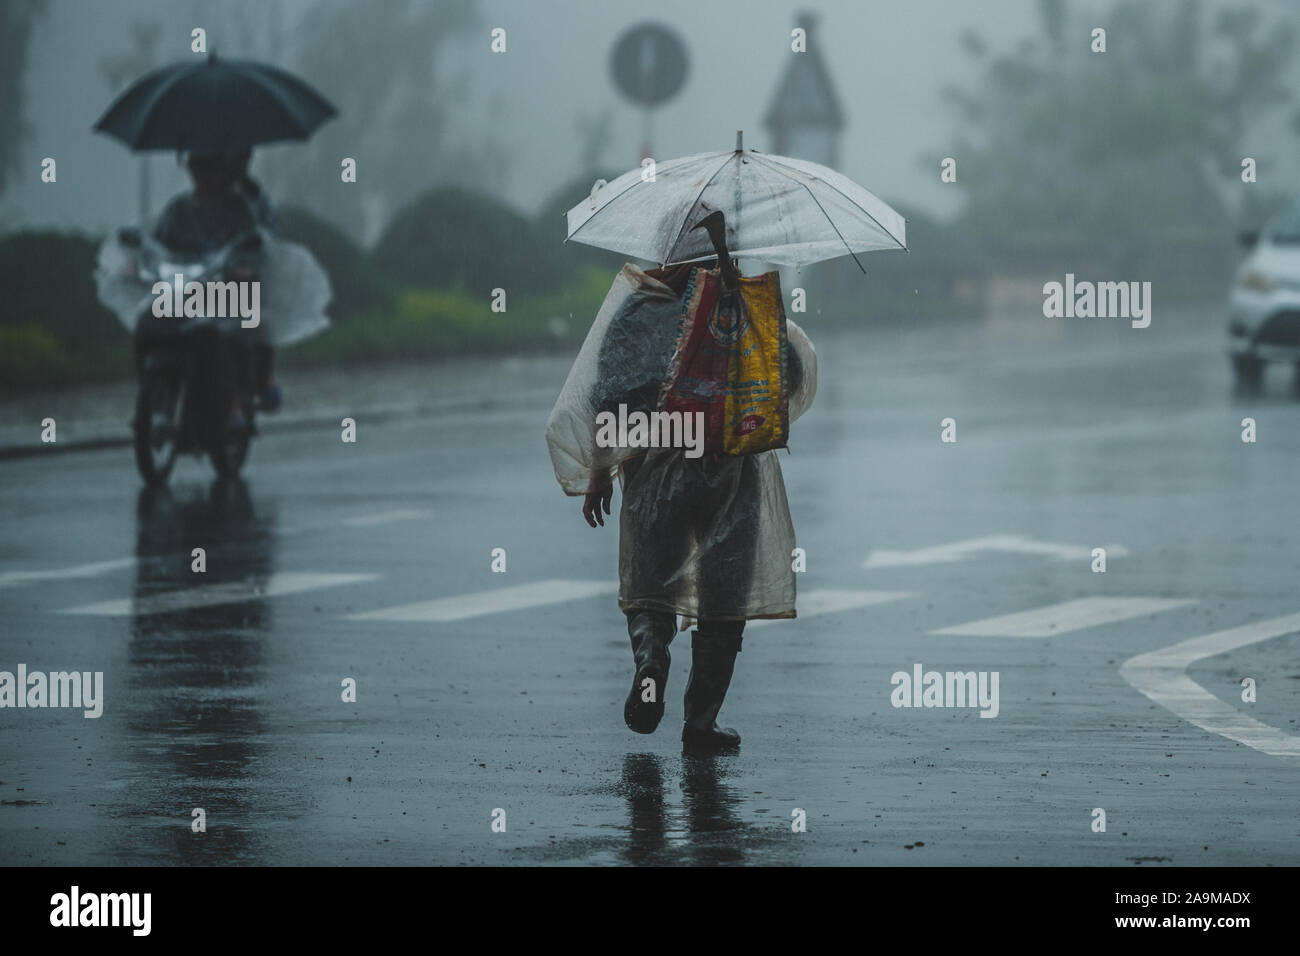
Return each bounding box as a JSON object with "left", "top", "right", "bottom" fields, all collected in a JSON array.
[{"left": 735, "top": 130, "right": 743, "bottom": 152}]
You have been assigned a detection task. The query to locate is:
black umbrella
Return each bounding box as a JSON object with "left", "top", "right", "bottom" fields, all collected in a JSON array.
[{"left": 93, "top": 52, "right": 336, "bottom": 153}]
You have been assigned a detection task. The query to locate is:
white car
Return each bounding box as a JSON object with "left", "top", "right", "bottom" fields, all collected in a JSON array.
[{"left": 1228, "top": 200, "right": 1300, "bottom": 390}]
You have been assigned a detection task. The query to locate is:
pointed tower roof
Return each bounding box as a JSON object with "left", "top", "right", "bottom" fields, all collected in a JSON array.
[{"left": 763, "top": 12, "right": 846, "bottom": 131}]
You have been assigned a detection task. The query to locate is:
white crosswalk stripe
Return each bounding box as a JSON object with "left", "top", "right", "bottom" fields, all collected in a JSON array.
[
  {"left": 340, "top": 509, "right": 430, "bottom": 527},
  {"left": 748, "top": 589, "right": 916, "bottom": 628},
  {"left": 930, "top": 596, "right": 1196, "bottom": 638},
  {"left": 349, "top": 579, "right": 617, "bottom": 623},
  {"left": 58, "top": 572, "right": 378, "bottom": 617},
  {"left": 0, "top": 557, "right": 136, "bottom": 589}
]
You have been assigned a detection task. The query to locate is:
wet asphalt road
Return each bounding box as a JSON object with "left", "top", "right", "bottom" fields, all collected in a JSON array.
[{"left": 2, "top": 309, "right": 1299, "bottom": 866}]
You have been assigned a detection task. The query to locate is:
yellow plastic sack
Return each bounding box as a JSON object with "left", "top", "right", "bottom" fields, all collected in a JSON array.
[{"left": 661, "top": 267, "right": 789, "bottom": 455}]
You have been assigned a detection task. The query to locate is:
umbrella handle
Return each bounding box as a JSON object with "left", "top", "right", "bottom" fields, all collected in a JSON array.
[{"left": 691, "top": 210, "right": 740, "bottom": 291}]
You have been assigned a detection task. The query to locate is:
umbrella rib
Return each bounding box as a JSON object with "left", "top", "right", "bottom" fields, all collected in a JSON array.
[
  {"left": 747, "top": 153, "right": 865, "bottom": 272},
  {"left": 254, "top": 62, "right": 337, "bottom": 117},
  {"left": 93, "top": 61, "right": 167, "bottom": 133},
  {"left": 750, "top": 151, "right": 906, "bottom": 256},
  {"left": 565, "top": 168, "right": 657, "bottom": 246},
  {"left": 128, "top": 61, "right": 208, "bottom": 149},
  {"left": 661, "top": 150, "right": 737, "bottom": 265},
  {"left": 216, "top": 61, "right": 316, "bottom": 141},
  {"left": 232, "top": 62, "right": 332, "bottom": 136}
]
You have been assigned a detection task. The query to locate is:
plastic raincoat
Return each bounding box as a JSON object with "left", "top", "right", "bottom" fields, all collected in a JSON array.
[
  {"left": 95, "top": 226, "right": 331, "bottom": 348},
  {"left": 546, "top": 263, "right": 817, "bottom": 622}
]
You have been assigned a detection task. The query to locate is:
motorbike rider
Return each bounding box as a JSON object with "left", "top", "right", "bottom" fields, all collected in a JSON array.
[{"left": 137, "top": 149, "right": 281, "bottom": 426}]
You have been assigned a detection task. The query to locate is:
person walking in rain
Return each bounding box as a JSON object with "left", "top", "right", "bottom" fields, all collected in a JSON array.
[{"left": 547, "top": 210, "right": 817, "bottom": 753}]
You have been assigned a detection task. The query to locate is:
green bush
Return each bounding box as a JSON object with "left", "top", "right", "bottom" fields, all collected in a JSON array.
[
  {"left": 371, "top": 186, "right": 564, "bottom": 295},
  {"left": 534, "top": 169, "right": 635, "bottom": 281},
  {"left": 0, "top": 191, "right": 645, "bottom": 393},
  {"left": 0, "top": 231, "right": 132, "bottom": 392},
  {"left": 284, "top": 266, "right": 614, "bottom": 367},
  {"left": 274, "top": 205, "right": 394, "bottom": 322},
  {"left": 0, "top": 325, "right": 72, "bottom": 393}
]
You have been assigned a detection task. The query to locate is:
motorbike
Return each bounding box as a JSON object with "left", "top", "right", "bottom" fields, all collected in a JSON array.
[
  {"left": 97, "top": 224, "right": 332, "bottom": 486},
  {"left": 118, "top": 227, "right": 264, "bottom": 486}
]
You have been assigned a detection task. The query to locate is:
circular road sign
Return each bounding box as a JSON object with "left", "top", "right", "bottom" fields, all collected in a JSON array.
[{"left": 610, "top": 23, "right": 688, "bottom": 108}]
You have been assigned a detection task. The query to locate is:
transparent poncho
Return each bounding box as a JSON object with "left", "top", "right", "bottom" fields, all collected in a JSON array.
[
  {"left": 546, "top": 263, "right": 817, "bottom": 622},
  {"left": 95, "top": 228, "right": 331, "bottom": 347}
]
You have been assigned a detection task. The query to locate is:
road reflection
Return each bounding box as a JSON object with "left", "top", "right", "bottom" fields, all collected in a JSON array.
[
  {"left": 618, "top": 751, "right": 756, "bottom": 866},
  {"left": 113, "top": 478, "right": 280, "bottom": 863}
]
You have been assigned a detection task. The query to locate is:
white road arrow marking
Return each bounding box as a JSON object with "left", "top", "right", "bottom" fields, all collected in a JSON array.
[
  {"left": 349, "top": 579, "right": 617, "bottom": 623},
  {"left": 931, "top": 596, "right": 1196, "bottom": 638},
  {"left": 864, "top": 534, "right": 1128, "bottom": 569},
  {"left": 1120, "top": 612, "right": 1300, "bottom": 758},
  {"left": 58, "top": 572, "right": 378, "bottom": 617}
]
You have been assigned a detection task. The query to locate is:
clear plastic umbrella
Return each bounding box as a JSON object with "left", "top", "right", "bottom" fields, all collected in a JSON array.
[{"left": 565, "top": 132, "right": 906, "bottom": 271}]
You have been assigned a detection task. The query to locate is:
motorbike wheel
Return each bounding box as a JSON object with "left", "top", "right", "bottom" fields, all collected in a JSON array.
[
  {"left": 133, "top": 369, "right": 182, "bottom": 486},
  {"left": 209, "top": 402, "right": 252, "bottom": 479},
  {"left": 1231, "top": 354, "right": 1264, "bottom": 393}
]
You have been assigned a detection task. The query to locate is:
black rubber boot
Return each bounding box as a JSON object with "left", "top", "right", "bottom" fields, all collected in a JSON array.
[
  {"left": 681, "top": 629, "right": 743, "bottom": 753},
  {"left": 624, "top": 611, "right": 676, "bottom": 734}
]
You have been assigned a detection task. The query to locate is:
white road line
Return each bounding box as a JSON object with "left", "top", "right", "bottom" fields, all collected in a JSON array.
[
  {"left": 349, "top": 579, "right": 617, "bottom": 623},
  {"left": 341, "top": 509, "right": 430, "bottom": 527},
  {"left": 749, "top": 589, "right": 916, "bottom": 628},
  {"left": 930, "top": 596, "right": 1196, "bottom": 638},
  {"left": 0, "top": 557, "right": 136, "bottom": 589},
  {"left": 1120, "top": 612, "right": 1300, "bottom": 758},
  {"left": 864, "top": 534, "right": 1128, "bottom": 569},
  {"left": 58, "top": 572, "right": 378, "bottom": 617}
]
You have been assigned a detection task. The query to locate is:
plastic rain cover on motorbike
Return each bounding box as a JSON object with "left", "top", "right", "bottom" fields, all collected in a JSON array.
[
  {"left": 95, "top": 228, "right": 332, "bottom": 347},
  {"left": 545, "top": 262, "right": 817, "bottom": 622}
]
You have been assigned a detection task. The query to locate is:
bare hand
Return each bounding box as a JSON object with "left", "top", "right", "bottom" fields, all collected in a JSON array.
[{"left": 582, "top": 479, "right": 613, "bottom": 528}]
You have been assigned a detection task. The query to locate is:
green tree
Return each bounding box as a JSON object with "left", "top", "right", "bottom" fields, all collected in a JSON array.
[
  {"left": 270, "top": 0, "right": 509, "bottom": 246},
  {"left": 944, "top": 0, "right": 1300, "bottom": 260}
]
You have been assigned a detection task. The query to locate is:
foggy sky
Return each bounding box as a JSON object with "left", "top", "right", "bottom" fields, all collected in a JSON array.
[{"left": 4, "top": 0, "right": 1298, "bottom": 238}]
